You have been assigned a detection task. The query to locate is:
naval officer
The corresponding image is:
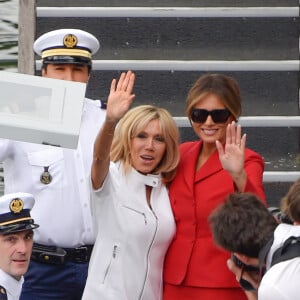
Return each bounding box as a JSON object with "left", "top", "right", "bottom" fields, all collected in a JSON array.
[
  {"left": 0, "top": 28, "right": 125, "bottom": 300},
  {"left": 0, "top": 192, "right": 39, "bottom": 300}
]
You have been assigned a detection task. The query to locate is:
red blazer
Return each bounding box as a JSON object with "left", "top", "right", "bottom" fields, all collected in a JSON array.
[{"left": 164, "top": 141, "right": 266, "bottom": 287}]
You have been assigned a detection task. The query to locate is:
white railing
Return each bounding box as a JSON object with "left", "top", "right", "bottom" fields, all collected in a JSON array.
[
  {"left": 36, "top": 7, "right": 299, "bottom": 18},
  {"left": 36, "top": 60, "right": 299, "bottom": 72},
  {"left": 174, "top": 116, "right": 300, "bottom": 127},
  {"left": 263, "top": 172, "right": 300, "bottom": 182}
]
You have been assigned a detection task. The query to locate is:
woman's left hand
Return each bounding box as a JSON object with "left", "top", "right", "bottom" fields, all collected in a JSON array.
[{"left": 216, "top": 121, "right": 247, "bottom": 187}]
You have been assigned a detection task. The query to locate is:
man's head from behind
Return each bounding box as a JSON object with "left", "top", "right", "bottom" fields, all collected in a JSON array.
[
  {"left": 209, "top": 193, "right": 278, "bottom": 259},
  {"left": 33, "top": 29, "right": 100, "bottom": 82},
  {"left": 0, "top": 193, "right": 39, "bottom": 280}
]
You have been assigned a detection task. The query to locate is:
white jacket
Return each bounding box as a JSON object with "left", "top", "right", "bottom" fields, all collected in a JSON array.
[
  {"left": 259, "top": 224, "right": 300, "bottom": 300},
  {"left": 82, "top": 162, "right": 175, "bottom": 300}
]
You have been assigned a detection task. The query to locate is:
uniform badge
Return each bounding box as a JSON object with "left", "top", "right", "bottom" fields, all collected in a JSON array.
[
  {"left": 0, "top": 286, "right": 7, "bottom": 300},
  {"left": 63, "top": 34, "right": 78, "bottom": 48},
  {"left": 9, "top": 198, "right": 24, "bottom": 214},
  {"left": 40, "top": 166, "right": 52, "bottom": 185}
]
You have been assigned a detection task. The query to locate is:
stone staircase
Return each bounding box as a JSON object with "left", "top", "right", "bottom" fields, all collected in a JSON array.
[{"left": 13, "top": 0, "right": 300, "bottom": 206}]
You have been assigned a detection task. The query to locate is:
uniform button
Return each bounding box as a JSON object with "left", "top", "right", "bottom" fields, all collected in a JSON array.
[
  {"left": 84, "top": 203, "right": 88, "bottom": 207},
  {"left": 80, "top": 179, "right": 84, "bottom": 183},
  {"left": 152, "top": 180, "right": 157, "bottom": 186},
  {"left": 87, "top": 228, "right": 91, "bottom": 232}
]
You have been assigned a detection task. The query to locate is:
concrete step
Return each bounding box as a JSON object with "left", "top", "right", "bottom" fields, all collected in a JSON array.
[{"left": 36, "top": 17, "right": 298, "bottom": 60}]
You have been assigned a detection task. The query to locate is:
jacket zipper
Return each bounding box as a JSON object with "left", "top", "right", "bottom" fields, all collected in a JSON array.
[
  {"left": 122, "top": 205, "right": 148, "bottom": 225},
  {"left": 102, "top": 244, "right": 118, "bottom": 284},
  {"left": 138, "top": 209, "right": 158, "bottom": 299}
]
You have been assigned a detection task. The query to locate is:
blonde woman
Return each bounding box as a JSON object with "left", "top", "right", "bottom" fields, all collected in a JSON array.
[{"left": 82, "top": 71, "right": 180, "bottom": 300}]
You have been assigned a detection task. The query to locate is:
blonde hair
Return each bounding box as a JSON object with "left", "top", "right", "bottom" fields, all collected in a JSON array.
[
  {"left": 186, "top": 73, "right": 242, "bottom": 121},
  {"left": 280, "top": 178, "right": 300, "bottom": 222},
  {"left": 111, "top": 105, "right": 180, "bottom": 184}
]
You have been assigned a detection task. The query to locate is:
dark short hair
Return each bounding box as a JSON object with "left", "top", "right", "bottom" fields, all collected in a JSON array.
[{"left": 209, "top": 193, "right": 277, "bottom": 258}]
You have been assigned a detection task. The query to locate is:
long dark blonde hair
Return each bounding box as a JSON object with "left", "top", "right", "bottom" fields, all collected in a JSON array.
[{"left": 186, "top": 73, "right": 242, "bottom": 121}]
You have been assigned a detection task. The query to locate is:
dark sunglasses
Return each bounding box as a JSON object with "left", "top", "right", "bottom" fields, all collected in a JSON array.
[{"left": 190, "top": 108, "right": 231, "bottom": 124}]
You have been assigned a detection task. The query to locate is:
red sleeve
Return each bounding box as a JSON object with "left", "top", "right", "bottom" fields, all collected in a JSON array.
[{"left": 243, "top": 148, "right": 266, "bottom": 203}]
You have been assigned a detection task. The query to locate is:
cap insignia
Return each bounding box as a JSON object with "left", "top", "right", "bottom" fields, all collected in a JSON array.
[
  {"left": 9, "top": 198, "right": 24, "bottom": 214},
  {"left": 63, "top": 34, "right": 78, "bottom": 48}
]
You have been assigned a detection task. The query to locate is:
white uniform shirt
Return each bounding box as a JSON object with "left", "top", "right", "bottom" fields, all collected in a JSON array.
[
  {"left": 82, "top": 162, "right": 176, "bottom": 300},
  {"left": 0, "top": 99, "right": 105, "bottom": 247},
  {"left": 258, "top": 224, "right": 300, "bottom": 300},
  {"left": 0, "top": 269, "right": 23, "bottom": 300}
]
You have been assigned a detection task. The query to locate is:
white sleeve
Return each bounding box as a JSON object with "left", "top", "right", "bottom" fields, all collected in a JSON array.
[
  {"left": 258, "top": 260, "right": 299, "bottom": 300},
  {"left": 0, "top": 138, "right": 12, "bottom": 161},
  {"left": 90, "top": 161, "right": 120, "bottom": 229},
  {"left": 259, "top": 281, "right": 288, "bottom": 300}
]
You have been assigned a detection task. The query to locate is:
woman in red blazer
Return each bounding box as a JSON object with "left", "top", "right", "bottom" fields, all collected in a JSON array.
[{"left": 163, "top": 73, "right": 266, "bottom": 300}]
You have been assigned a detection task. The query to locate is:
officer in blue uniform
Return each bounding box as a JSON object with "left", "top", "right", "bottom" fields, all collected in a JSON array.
[{"left": 0, "top": 193, "right": 39, "bottom": 300}]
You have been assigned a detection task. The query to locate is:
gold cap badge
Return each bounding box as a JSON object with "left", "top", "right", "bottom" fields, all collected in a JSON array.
[
  {"left": 10, "top": 198, "right": 24, "bottom": 214},
  {"left": 63, "top": 34, "right": 78, "bottom": 48}
]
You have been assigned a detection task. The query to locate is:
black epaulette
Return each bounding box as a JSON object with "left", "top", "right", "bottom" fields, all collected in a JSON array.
[{"left": 0, "top": 286, "right": 7, "bottom": 300}]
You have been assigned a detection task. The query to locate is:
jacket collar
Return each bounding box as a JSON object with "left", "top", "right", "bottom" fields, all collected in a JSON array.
[
  {"left": 0, "top": 269, "right": 23, "bottom": 298},
  {"left": 181, "top": 141, "right": 223, "bottom": 183}
]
